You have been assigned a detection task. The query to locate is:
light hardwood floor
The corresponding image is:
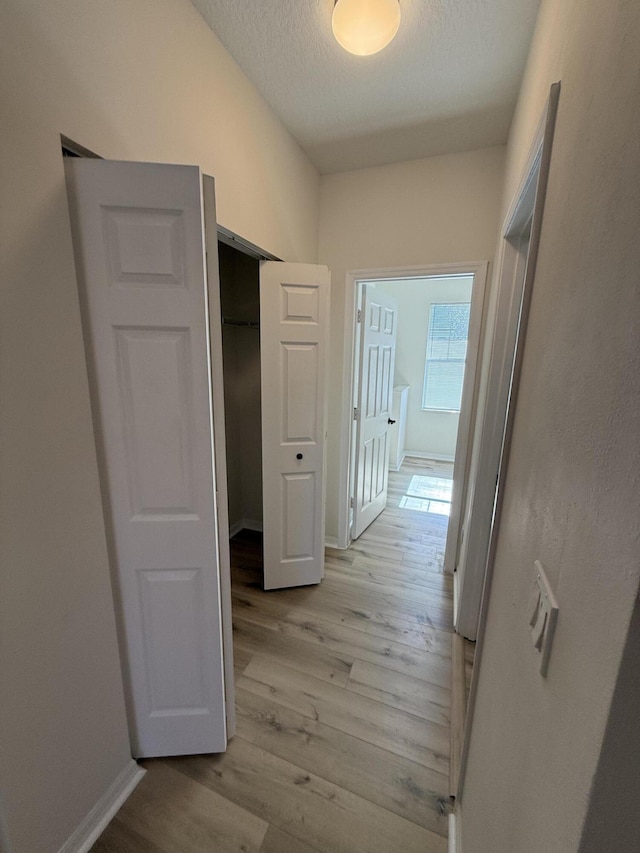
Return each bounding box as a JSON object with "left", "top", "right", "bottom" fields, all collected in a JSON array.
[{"left": 92, "top": 461, "right": 454, "bottom": 852}]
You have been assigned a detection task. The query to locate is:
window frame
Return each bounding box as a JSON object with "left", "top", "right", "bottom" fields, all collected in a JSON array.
[{"left": 421, "top": 300, "right": 472, "bottom": 413}]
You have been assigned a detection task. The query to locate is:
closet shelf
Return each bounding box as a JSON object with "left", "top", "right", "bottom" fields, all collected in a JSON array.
[{"left": 222, "top": 317, "right": 260, "bottom": 329}]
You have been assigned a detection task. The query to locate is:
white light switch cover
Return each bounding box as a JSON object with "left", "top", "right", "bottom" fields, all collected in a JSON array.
[{"left": 529, "top": 560, "right": 559, "bottom": 677}]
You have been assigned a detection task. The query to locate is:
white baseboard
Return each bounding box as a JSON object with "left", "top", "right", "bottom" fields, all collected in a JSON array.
[
  {"left": 58, "top": 760, "right": 145, "bottom": 853},
  {"left": 229, "top": 518, "right": 263, "bottom": 538},
  {"left": 324, "top": 536, "right": 340, "bottom": 549},
  {"left": 229, "top": 519, "right": 243, "bottom": 538},
  {"left": 404, "top": 450, "right": 455, "bottom": 463},
  {"left": 448, "top": 808, "right": 462, "bottom": 853},
  {"left": 449, "top": 813, "right": 457, "bottom": 853},
  {"left": 389, "top": 452, "right": 405, "bottom": 472}
]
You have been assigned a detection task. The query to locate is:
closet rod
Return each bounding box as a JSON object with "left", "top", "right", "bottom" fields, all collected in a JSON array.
[{"left": 222, "top": 317, "right": 260, "bottom": 329}]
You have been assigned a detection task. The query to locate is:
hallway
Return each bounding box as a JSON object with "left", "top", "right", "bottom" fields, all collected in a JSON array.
[{"left": 93, "top": 461, "right": 454, "bottom": 852}]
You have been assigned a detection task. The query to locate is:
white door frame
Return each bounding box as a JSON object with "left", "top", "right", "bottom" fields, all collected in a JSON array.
[
  {"left": 206, "top": 218, "right": 279, "bottom": 735},
  {"left": 453, "top": 207, "right": 536, "bottom": 639},
  {"left": 338, "top": 262, "right": 488, "bottom": 552},
  {"left": 456, "top": 82, "right": 561, "bottom": 799}
]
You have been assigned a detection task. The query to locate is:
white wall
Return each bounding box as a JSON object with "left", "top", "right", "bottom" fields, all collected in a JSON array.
[
  {"left": 0, "top": 2, "right": 319, "bottom": 851},
  {"left": 577, "top": 598, "right": 640, "bottom": 853},
  {"left": 377, "top": 276, "right": 473, "bottom": 460},
  {"left": 461, "top": 0, "right": 640, "bottom": 850},
  {"left": 318, "top": 146, "right": 505, "bottom": 539}
]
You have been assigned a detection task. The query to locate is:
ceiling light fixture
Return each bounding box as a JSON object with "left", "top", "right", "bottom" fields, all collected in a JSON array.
[{"left": 332, "top": 0, "right": 401, "bottom": 56}]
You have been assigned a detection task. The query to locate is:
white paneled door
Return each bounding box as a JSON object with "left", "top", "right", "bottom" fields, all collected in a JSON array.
[
  {"left": 353, "top": 285, "right": 398, "bottom": 539},
  {"left": 65, "top": 159, "right": 227, "bottom": 757},
  {"left": 260, "top": 262, "right": 331, "bottom": 590}
]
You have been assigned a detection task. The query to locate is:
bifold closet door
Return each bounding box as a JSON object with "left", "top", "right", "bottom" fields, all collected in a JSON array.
[
  {"left": 260, "top": 262, "right": 331, "bottom": 590},
  {"left": 65, "top": 159, "right": 227, "bottom": 757}
]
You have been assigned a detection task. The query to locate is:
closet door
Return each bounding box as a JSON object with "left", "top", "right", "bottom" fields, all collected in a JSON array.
[
  {"left": 260, "top": 262, "right": 331, "bottom": 589},
  {"left": 65, "top": 159, "right": 227, "bottom": 757}
]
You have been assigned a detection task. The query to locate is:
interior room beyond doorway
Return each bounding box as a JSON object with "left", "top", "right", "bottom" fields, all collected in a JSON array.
[
  {"left": 348, "top": 273, "right": 475, "bottom": 548},
  {"left": 378, "top": 276, "right": 474, "bottom": 471}
]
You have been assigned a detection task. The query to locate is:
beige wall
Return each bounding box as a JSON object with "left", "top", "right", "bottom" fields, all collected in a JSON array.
[
  {"left": 577, "top": 598, "right": 640, "bottom": 853},
  {"left": 377, "top": 276, "right": 473, "bottom": 460},
  {"left": 0, "top": 2, "right": 319, "bottom": 852},
  {"left": 461, "top": 0, "right": 640, "bottom": 850},
  {"left": 318, "top": 146, "right": 505, "bottom": 539}
]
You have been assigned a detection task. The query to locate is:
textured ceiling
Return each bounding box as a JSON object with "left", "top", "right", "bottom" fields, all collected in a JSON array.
[{"left": 191, "top": 0, "right": 541, "bottom": 174}]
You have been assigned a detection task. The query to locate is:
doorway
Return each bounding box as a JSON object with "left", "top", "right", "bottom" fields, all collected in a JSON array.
[
  {"left": 349, "top": 274, "right": 475, "bottom": 551},
  {"left": 217, "top": 241, "right": 264, "bottom": 539},
  {"left": 338, "top": 263, "right": 488, "bottom": 567},
  {"left": 454, "top": 83, "right": 561, "bottom": 801}
]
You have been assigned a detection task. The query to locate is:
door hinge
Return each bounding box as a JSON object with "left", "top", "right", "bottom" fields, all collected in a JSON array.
[
  {"left": 357, "top": 309, "right": 362, "bottom": 323},
  {"left": 350, "top": 497, "right": 354, "bottom": 508},
  {"left": 353, "top": 407, "right": 359, "bottom": 420}
]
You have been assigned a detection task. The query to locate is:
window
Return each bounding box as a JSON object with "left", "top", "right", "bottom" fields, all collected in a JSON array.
[{"left": 422, "top": 302, "right": 471, "bottom": 411}]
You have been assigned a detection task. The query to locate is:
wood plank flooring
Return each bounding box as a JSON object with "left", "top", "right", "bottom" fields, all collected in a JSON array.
[
  {"left": 92, "top": 461, "right": 455, "bottom": 852},
  {"left": 464, "top": 638, "right": 476, "bottom": 707}
]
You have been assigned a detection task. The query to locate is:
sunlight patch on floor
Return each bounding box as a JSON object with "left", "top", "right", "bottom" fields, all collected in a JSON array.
[{"left": 398, "top": 475, "right": 452, "bottom": 515}]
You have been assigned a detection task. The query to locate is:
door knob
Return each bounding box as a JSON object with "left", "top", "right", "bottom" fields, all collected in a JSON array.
[
  {"left": 388, "top": 418, "right": 396, "bottom": 425},
  {"left": 296, "top": 453, "right": 303, "bottom": 460}
]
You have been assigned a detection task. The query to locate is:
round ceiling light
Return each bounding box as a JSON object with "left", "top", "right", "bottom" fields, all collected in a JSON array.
[{"left": 332, "top": 0, "right": 401, "bottom": 56}]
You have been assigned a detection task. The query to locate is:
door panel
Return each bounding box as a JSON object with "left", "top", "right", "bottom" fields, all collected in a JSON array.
[
  {"left": 282, "top": 472, "right": 316, "bottom": 559},
  {"left": 102, "top": 207, "right": 186, "bottom": 287},
  {"left": 282, "top": 343, "right": 318, "bottom": 441},
  {"left": 65, "top": 159, "right": 227, "bottom": 757},
  {"left": 352, "top": 285, "right": 398, "bottom": 539},
  {"left": 115, "top": 326, "right": 197, "bottom": 518},
  {"left": 139, "top": 568, "right": 208, "bottom": 713},
  {"left": 260, "top": 262, "right": 330, "bottom": 590}
]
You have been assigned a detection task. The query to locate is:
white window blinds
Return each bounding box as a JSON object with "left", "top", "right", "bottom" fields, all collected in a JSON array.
[{"left": 422, "top": 302, "right": 471, "bottom": 411}]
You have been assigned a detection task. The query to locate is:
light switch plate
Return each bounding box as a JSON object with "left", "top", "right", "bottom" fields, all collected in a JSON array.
[{"left": 529, "top": 560, "right": 559, "bottom": 677}]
